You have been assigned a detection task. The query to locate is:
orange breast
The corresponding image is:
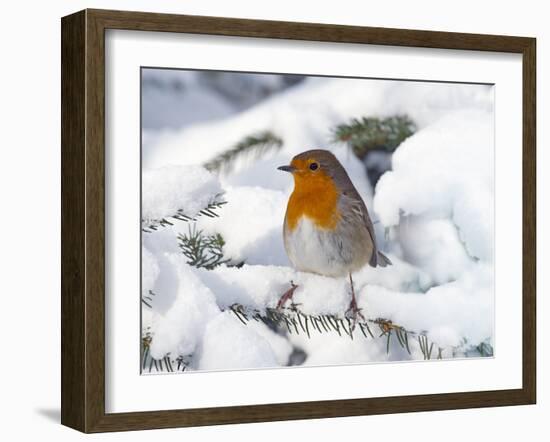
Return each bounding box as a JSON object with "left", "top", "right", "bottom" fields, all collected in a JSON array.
[{"left": 286, "top": 172, "right": 341, "bottom": 231}]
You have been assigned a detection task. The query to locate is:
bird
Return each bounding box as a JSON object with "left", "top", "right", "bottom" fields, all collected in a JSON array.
[{"left": 277, "top": 149, "right": 391, "bottom": 325}]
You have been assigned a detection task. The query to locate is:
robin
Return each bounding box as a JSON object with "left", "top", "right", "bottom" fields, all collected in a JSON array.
[{"left": 277, "top": 149, "right": 391, "bottom": 324}]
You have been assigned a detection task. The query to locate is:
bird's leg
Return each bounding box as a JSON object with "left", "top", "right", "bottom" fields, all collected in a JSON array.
[
  {"left": 277, "top": 281, "right": 299, "bottom": 310},
  {"left": 346, "top": 273, "right": 365, "bottom": 329}
]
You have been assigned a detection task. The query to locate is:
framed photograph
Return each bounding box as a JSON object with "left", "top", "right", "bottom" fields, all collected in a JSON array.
[{"left": 61, "top": 9, "right": 536, "bottom": 433}]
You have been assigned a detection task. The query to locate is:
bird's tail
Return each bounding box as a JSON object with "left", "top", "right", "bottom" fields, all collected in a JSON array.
[{"left": 376, "top": 251, "right": 392, "bottom": 267}]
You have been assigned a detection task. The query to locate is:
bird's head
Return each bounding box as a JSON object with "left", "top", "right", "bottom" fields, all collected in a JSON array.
[{"left": 277, "top": 149, "right": 344, "bottom": 192}]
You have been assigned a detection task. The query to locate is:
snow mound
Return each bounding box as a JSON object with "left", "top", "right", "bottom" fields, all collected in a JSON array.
[
  {"left": 374, "top": 109, "right": 494, "bottom": 283},
  {"left": 142, "top": 246, "right": 160, "bottom": 295},
  {"left": 142, "top": 165, "right": 222, "bottom": 221},
  {"left": 197, "top": 312, "right": 284, "bottom": 371},
  {"left": 149, "top": 254, "right": 220, "bottom": 360},
  {"left": 146, "top": 251, "right": 491, "bottom": 370},
  {"left": 194, "top": 186, "right": 289, "bottom": 266}
]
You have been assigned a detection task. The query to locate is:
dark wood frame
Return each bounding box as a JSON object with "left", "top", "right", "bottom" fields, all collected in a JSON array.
[{"left": 61, "top": 8, "right": 536, "bottom": 433}]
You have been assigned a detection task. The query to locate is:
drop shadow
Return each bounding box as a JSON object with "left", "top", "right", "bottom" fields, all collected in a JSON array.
[{"left": 35, "top": 408, "right": 60, "bottom": 423}]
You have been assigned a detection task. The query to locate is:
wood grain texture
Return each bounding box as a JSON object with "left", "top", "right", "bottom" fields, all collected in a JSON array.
[
  {"left": 61, "top": 10, "right": 86, "bottom": 431},
  {"left": 85, "top": 9, "right": 107, "bottom": 433},
  {"left": 522, "top": 38, "right": 536, "bottom": 403},
  {"left": 60, "top": 8, "right": 537, "bottom": 433},
  {"left": 89, "top": 8, "right": 533, "bottom": 52}
]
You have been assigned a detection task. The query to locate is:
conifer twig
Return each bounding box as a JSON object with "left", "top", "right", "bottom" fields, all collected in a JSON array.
[
  {"left": 333, "top": 115, "right": 416, "bottom": 158},
  {"left": 142, "top": 196, "right": 226, "bottom": 233},
  {"left": 141, "top": 289, "right": 156, "bottom": 309},
  {"left": 227, "top": 303, "right": 491, "bottom": 361},
  {"left": 204, "top": 130, "right": 283, "bottom": 173},
  {"left": 141, "top": 330, "right": 190, "bottom": 374},
  {"left": 177, "top": 225, "right": 230, "bottom": 270}
]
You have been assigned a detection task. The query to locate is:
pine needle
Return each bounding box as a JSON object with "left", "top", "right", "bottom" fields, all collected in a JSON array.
[
  {"left": 177, "top": 225, "right": 230, "bottom": 270},
  {"left": 204, "top": 130, "right": 283, "bottom": 173},
  {"left": 142, "top": 197, "right": 226, "bottom": 233},
  {"left": 333, "top": 115, "right": 416, "bottom": 158}
]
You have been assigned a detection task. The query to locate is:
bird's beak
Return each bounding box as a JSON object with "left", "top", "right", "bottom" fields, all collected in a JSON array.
[{"left": 277, "top": 165, "right": 295, "bottom": 173}]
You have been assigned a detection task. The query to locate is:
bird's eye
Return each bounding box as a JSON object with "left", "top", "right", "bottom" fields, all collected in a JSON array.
[{"left": 309, "top": 162, "right": 319, "bottom": 171}]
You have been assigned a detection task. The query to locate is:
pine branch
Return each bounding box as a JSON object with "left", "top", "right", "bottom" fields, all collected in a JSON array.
[
  {"left": 333, "top": 115, "right": 416, "bottom": 158},
  {"left": 140, "top": 302, "right": 491, "bottom": 374},
  {"left": 204, "top": 130, "right": 283, "bottom": 173},
  {"left": 141, "top": 329, "right": 190, "bottom": 374},
  {"left": 141, "top": 289, "right": 156, "bottom": 309},
  {"left": 177, "top": 224, "right": 230, "bottom": 270},
  {"left": 228, "top": 303, "right": 471, "bottom": 361},
  {"left": 142, "top": 195, "right": 226, "bottom": 233},
  {"left": 476, "top": 340, "right": 494, "bottom": 357}
]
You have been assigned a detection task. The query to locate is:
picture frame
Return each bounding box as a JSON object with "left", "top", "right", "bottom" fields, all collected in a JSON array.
[{"left": 61, "top": 8, "right": 536, "bottom": 433}]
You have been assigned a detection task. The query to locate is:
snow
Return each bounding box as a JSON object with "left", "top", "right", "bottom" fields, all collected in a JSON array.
[
  {"left": 194, "top": 186, "right": 289, "bottom": 266},
  {"left": 141, "top": 69, "right": 303, "bottom": 130},
  {"left": 142, "top": 246, "right": 160, "bottom": 296},
  {"left": 374, "top": 110, "right": 494, "bottom": 283},
  {"left": 142, "top": 165, "right": 222, "bottom": 221},
  {"left": 141, "top": 70, "right": 495, "bottom": 373},
  {"left": 196, "top": 312, "right": 282, "bottom": 371},
  {"left": 148, "top": 254, "right": 220, "bottom": 360}
]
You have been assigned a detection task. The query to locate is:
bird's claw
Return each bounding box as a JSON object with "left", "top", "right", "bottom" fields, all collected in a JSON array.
[
  {"left": 345, "top": 299, "right": 365, "bottom": 331},
  {"left": 288, "top": 302, "right": 302, "bottom": 311},
  {"left": 276, "top": 282, "right": 299, "bottom": 310}
]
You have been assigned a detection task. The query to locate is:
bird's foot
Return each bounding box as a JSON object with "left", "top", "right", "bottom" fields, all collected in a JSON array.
[
  {"left": 288, "top": 302, "right": 302, "bottom": 312},
  {"left": 276, "top": 281, "right": 299, "bottom": 310},
  {"left": 345, "top": 296, "right": 365, "bottom": 331},
  {"left": 346, "top": 272, "right": 364, "bottom": 331}
]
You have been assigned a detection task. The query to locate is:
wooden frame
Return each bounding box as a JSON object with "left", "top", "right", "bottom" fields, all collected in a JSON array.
[{"left": 61, "top": 8, "right": 536, "bottom": 433}]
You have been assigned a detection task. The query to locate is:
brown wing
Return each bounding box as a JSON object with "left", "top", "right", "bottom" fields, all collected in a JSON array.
[
  {"left": 342, "top": 187, "right": 391, "bottom": 268},
  {"left": 309, "top": 149, "right": 391, "bottom": 267}
]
